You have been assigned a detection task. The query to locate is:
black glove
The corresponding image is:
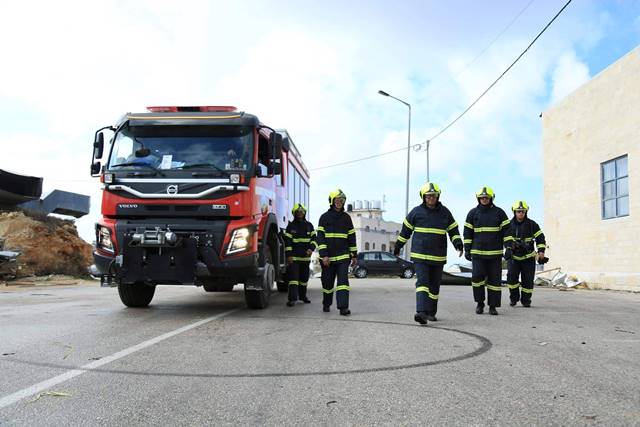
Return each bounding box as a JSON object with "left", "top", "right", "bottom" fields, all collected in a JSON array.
[
  {"left": 504, "top": 248, "right": 513, "bottom": 261},
  {"left": 393, "top": 246, "right": 401, "bottom": 256},
  {"left": 464, "top": 251, "right": 472, "bottom": 261}
]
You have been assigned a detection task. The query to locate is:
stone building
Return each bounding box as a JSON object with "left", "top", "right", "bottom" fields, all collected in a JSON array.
[
  {"left": 542, "top": 46, "right": 639, "bottom": 291},
  {"left": 346, "top": 200, "right": 406, "bottom": 256}
]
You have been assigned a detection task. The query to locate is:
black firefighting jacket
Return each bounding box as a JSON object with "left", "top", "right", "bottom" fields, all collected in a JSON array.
[
  {"left": 316, "top": 207, "right": 357, "bottom": 263},
  {"left": 396, "top": 202, "right": 463, "bottom": 265},
  {"left": 463, "top": 203, "right": 513, "bottom": 259},
  {"left": 283, "top": 218, "right": 316, "bottom": 262},
  {"left": 509, "top": 217, "right": 546, "bottom": 261}
]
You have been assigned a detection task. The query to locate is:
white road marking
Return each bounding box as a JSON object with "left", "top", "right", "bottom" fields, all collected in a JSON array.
[{"left": 0, "top": 308, "right": 240, "bottom": 409}]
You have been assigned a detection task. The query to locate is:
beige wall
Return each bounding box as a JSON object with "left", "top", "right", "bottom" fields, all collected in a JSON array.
[
  {"left": 543, "top": 47, "right": 640, "bottom": 291},
  {"left": 348, "top": 209, "right": 402, "bottom": 254}
]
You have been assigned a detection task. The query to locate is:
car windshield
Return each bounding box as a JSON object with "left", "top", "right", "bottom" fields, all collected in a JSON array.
[{"left": 108, "top": 125, "right": 254, "bottom": 174}]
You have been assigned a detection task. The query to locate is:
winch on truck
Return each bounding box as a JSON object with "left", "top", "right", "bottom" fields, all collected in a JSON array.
[{"left": 90, "top": 106, "right": 310, "bottom": 309}]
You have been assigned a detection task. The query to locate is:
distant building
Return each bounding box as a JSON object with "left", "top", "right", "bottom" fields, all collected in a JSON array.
[
  {"left": 346, "top": 200, "right": 407, "bottom": 256},
  {"left": 542, "top": 46, "right": 639, "bottom": 291}
]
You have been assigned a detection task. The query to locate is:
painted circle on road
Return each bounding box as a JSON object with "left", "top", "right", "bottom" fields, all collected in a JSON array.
[{"left": 4, "top": 316, "right": 492, "bottom": 378}]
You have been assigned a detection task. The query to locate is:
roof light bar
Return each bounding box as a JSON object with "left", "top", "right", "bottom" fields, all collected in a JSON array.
[{"left": 146, "top": 106, "right": 237, "bottom": 113}]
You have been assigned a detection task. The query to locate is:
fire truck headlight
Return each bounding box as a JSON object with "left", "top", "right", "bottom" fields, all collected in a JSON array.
[
  {"left": 229, "top": 174, "right": 240, "bottom": 184},
  {"left": 227, "top": 227, "right": 251, "bottom": 254},
  {"left": 97, "top": 226, "right": 114, "bottom": 253}
]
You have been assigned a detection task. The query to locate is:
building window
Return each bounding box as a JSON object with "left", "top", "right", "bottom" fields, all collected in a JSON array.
[
  {"left": 365, "top": 242, "right": 370, "bottom": 250},
  {"left": 365, "top": 226, "right": 370, "bottom": 232},
  {"left": 601, "top": 155, "right": 629, "bottom": 219},
  {"left": 372, "top": 243, "right": 375, "bottom": 249},
  {"left": 381, "top": 244, "right": 386, "bottom": 252}
]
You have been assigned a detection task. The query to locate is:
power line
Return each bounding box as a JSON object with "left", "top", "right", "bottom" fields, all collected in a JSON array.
[
  {"left": 452, "top": 0, "right": 536, "bottom": 79},
  {"left": 310, "top": 0, "right": 572, "bottom": 172}
]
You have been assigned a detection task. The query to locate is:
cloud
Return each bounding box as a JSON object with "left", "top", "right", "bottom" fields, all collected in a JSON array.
[
  {"left": 0, "top": 0, "right": 625, "bottom": 246},
  {"left": 550, "top": 51, "right": 591, "bottom": 104}
]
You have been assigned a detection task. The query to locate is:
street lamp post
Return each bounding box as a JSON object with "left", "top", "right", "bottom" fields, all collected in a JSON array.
[
  {"left": 425, "top": 139, "right": 430, "bottom": 181},
  {"left": 378, "top": 90, "right": 411, "bottom": 217}
]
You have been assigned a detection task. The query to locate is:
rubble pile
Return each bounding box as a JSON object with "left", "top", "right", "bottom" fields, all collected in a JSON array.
[
  {"left": 534, "top": 268, "right": 587, "bottom": 289},
  {"left": 0, "top": 210, "right": 92, "bottom": 278}
]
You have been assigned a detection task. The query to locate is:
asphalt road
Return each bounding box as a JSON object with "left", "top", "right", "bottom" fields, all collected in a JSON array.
[{"left": 1, "top": 279, "right": 638, "bottom": 426}]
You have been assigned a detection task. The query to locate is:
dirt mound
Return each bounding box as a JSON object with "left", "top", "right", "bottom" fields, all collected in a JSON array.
[{"left": 0, "top": 210, "right": 92, "bottom": 277}]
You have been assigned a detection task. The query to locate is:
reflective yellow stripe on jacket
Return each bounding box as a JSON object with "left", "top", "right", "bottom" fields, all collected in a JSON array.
[
  {"left": 470, "top": 249, "right": 503, "bottom": 256},
  {"left": 410, "top": 252, "right": 447, "bottom": 262},
  {"left": 414, "top": 227, "right": 446, "bottom": 235}
]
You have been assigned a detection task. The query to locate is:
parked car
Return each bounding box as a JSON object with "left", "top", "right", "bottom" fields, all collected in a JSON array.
[{"left": 352, "top": 251, "right": 415, "bottom": 279}]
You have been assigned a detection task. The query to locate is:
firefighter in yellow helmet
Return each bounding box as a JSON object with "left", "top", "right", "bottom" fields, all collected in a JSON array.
[
  {"left": 282, "top": 203, "right": 316, "bottom": 306},
  {"left": 394, "top": 182, "right": 463, "bottom": 324},
  {"left": 463, "top": 186, "right": 513, "bottom": 315},
  {"left": 315, "top": 189, "right": 357, "bottom": 315},
  {"left": 506, "top": 201, "right": 546, "bottom": 307}
]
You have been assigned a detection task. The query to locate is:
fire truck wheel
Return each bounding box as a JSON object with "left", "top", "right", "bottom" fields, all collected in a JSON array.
[
  {"left": 244, "top": 244, "right": 275, "bottom": 309},
  {"left": 118, "top": 282, "right": 156, "bottom": 307}
]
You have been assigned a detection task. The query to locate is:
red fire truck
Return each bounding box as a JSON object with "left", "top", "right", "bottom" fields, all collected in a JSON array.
[{"left": 90, "top": 106, "right": 310, "bottom": 309}]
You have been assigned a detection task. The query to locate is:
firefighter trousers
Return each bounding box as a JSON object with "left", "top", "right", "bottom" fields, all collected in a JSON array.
[
  {"left": 414, "top": 263, "right": 443, "bottom": 315},
  {"left": 507, "top": 258, "right": 535, "bottom": 304},
  {"left": 321, "top": 261, "right": 350, "bottom": 309},
  {"left": 472, "top": 257, "right": 503, "bottom": 308},
  {"left": 286, "top": 261, "right": 310, "bottom": 302}
]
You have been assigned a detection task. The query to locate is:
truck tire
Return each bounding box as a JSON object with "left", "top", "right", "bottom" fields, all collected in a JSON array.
[
  {"left": 244, "top": 244, "right": 274, "bottom": 309},
  {"left": 118, "top": 282, "right": 155, "bottom": 307}
]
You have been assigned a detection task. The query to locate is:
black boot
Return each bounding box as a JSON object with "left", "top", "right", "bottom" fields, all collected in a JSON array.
[
  {"left": 522, "top": 301, "right": 531, "bottom": 307},
  {"left": 475, "top": 303, "right": 484, "bottom": 314},
  {"left": 323, "top": 306, "right": 330, "bottom": 312},
  {"left": 286, "top": 301, "right": 295, "bottom": 307},
  {"left": 414, "top": 312, "right": 429, "bottom": 325},
  {"left": 339, "top": 308, "right": 351, "bottom": 316},
  {"left": 509, "top": 300, "right": 517, "bottom": 307},
  {"left": 489, "top": 306, "right": 498, "bottom": 315},
  {"left": 301, "top": 297, "right": 311, "bottom": 303},
  {"left": 426, "top": 313, "right": 438, "bottom": 322}
]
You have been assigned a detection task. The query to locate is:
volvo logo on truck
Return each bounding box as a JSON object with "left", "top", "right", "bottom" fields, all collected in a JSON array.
[{"left": 166, "top": 185, "right": 178, "bottom": 195}]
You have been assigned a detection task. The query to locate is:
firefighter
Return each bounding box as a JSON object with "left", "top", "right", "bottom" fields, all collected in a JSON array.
[
  {"left": 316, "top": 189, "right": 357, "bottom": 315},
  {"left": 506, "top": 200, "right": 546, "bottom": 307},
  {"left": 394, "top": 182, "right": 463, "bottom": 324},
  {"left": 463, "top": 186, "right": 513, "bottom": 315},
  {"left": 283, "top": 203, "right": 315, "bottom": 306}
]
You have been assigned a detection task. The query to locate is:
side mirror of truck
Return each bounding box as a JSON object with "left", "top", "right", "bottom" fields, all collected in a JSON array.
[
  {"left": 268, "top": 161, "right": 282, "bottom": 175},
  {"left": 93, "top": 132, "right": 104, "bottom": 159},
  {"left": 269, "top": 132, "right": 283, "bottom": 159},
  {"left": 90, "top": 162, "right": 101, "bottom": 175},
  {"left": 281, "top": 136, "right": 290, "bottom": 152}
]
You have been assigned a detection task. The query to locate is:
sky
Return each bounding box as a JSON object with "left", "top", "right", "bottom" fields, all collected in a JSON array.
[{"left": 1, "top": 0, "right": 639, "bottom": 247}]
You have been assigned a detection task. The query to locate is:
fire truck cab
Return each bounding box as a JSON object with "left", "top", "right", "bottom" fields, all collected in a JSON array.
[{"left": 90, "top": 106, "right": 310, "bottom": 309}]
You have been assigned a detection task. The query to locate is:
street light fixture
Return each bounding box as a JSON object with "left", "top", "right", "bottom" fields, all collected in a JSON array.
[{"left": 378, "top": 90, "right": 411, "bottom": 217}]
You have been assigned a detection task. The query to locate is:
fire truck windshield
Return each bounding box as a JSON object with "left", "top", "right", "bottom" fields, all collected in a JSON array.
[{"left": 108, "top": 125, "right": 253, "bottom": 175}]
